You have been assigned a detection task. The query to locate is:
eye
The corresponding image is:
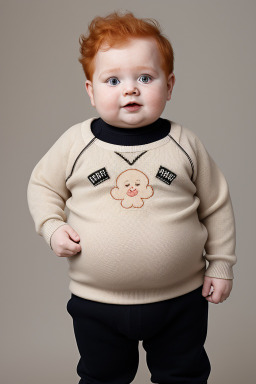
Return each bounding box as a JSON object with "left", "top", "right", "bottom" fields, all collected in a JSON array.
[
  {"left": 106, "top": 77, "right": 120, "bottom": 86},
  {"left": 138, "top": 75, "right": 152, "bottom": 84},
  {"left": 125, "top": 183, "right": 130, "bottom": 187}
]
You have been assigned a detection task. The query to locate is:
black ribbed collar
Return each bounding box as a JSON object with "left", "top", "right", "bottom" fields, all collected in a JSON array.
[{"left": 90, "top": 117, "right": 171, "bottom": 146}]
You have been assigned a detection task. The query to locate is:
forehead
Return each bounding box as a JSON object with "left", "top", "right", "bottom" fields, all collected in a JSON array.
[{"left": 94, "top": 38, "right": 162, "bottom": 73}]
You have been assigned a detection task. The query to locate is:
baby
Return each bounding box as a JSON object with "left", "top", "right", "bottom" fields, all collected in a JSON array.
[{"left": 27, "top": 11, "right": 236, "bottom": 384}]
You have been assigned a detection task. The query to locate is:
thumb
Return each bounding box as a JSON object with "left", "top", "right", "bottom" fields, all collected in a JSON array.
[
  {"left": 64, "top": 226, "right": 80, "bottom": 242},
  {"left": 202, "top": 277, "right": 212, "bottom": 297}
]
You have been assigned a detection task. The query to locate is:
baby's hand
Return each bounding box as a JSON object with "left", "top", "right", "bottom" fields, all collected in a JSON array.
[
  {"left": 50, "top": 224, "right": 81, "bottom": 257},
  {"left": 202, "top": 276, "right": 233, "bottom": 304}
]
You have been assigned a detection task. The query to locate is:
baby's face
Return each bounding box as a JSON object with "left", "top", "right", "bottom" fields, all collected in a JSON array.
[{"left": 85, "top": 37, "right": 175, "bottom": 128}]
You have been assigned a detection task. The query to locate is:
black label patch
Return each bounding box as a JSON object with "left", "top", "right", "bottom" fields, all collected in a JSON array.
[
  {"left": 88, "top": 167, "right": 110, "bottom": 186},
  {"left": 156, "top": 166, "right": 177, "bottom": 185}
]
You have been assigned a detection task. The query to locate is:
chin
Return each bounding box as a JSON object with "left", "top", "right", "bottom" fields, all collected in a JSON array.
[
  {"left": 108, "top": 119, "right": 142, "bottom": 128},
  {"left": 119, "top": 118, "right": 154, "bottom": 128},
  {"left": 120, "top": 122, "right": 145, "bottom": 128}
]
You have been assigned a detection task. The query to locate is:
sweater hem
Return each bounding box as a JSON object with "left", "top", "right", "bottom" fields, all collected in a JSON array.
[{"left": 68, "top": 274, "right": 205, "bottom": 305}]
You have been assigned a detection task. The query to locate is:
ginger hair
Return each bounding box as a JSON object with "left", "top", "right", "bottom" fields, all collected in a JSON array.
[{"left": 78, "top": 11, "right": 174, "bottom": 81}]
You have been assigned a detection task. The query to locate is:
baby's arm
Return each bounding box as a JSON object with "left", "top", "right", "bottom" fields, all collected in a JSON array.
[
  {"left": 191, "top": 133, "right": 236, "bottom": 302},
  {"left": 27, "top": 125, "right": 81, "bottom": 253}
]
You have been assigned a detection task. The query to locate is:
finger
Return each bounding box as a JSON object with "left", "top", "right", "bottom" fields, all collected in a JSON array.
[
  {"left": 57, "top": 249, "right": 76, "bottom": 257},
  {"left": 67, "top": 241, "right": 81, "bottom": 254},
  {"left": 202, "top": 279, "right": 212, "bottom": 297},
  {"left": 211, "top": 290, "right": 222, "bottom": 304},
  {"left": 65, "top": 226, "right": 80, "bottom": 243},
  {"left": 205, "top": 295, "right": 214, "bottom": 303},
  {"left": 206, "top": 295, "right": 219, "bottom": 304}
]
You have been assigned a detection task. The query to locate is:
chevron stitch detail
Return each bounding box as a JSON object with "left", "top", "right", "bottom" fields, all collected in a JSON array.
[{"left": 114, "top": 151, "right": 148, "bottom": 165}]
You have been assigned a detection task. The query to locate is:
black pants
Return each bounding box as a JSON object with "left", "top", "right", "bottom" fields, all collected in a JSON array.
[{"left": 67, "top": 285, "right": 211, "bottom": 384}]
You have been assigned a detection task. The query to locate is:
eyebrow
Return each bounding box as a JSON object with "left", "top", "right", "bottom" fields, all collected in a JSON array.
[{"left": 99, "top": 66, "right": 158, "bottom": 78}]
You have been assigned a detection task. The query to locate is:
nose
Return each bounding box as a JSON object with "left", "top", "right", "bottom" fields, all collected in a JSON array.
[{"left": 122, "top": 84, "right": 140, "bottom": 96}]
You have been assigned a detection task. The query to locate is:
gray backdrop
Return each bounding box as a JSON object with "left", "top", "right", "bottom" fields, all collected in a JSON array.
[{"left": 1, "top": 0, "right": 255, "bottom": 383}]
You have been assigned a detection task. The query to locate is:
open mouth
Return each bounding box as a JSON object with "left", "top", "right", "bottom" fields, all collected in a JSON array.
[{"left": 124, "top": 102, "right": 141, "bottom": 107}]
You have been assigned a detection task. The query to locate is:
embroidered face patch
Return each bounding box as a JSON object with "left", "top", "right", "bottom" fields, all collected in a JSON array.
[
  {"left": 88, "top": 167, "right": 110, "bottom": 186},
  {"left": 110, "top": 169, "right": 154, "bottom": 209},
  {"left": 156, "top": 166, "right": 176, "bottom": 185}
]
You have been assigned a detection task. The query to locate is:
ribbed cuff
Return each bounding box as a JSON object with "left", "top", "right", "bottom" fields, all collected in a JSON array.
[
  {"left": 41, "top": 219, "right": 68, "bottom": 249},
  {"left": 204, "top": 260, "right": 234, "bottom": 279}
]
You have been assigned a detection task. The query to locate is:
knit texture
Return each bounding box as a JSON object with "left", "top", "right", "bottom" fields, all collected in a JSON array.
[{"left": 27, "top": 118, "right": 236, "bottom": 304}]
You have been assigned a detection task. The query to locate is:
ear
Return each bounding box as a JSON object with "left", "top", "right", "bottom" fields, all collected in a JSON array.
[
  {"left": 166, "top": 73, "right": 175, "bottom": 101},
  {"left": 85, "top": 80, "right": 95, "bottom": 107}
]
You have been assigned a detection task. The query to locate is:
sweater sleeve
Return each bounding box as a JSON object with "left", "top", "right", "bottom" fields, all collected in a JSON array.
[
  {"left": 193, "top": 135, "right": 237, "bottom": 279},
  {"left": 27, "top": 128, "right": 75, "bottom": 249}
]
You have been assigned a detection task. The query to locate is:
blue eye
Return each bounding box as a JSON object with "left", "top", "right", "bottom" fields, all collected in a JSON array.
[
  {"left": 107, "top": 77, "right": 120, "bottom": 86},
  {"left": 139, "top": 75, "right": 152, "bottom": 83}
]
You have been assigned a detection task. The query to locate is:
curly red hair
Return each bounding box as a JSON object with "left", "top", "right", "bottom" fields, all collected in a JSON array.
[{"left": 78, "top": 11, "right": 174, "bottom": 81}]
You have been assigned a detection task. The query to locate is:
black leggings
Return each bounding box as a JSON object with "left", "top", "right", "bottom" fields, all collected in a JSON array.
[{"left": 67, "top": 285, "right": 211, "bottom": 384}]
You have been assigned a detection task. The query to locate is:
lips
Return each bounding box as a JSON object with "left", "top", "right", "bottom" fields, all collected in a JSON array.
[
  {"left": 123, "top": 102, "right": 142, "bottom": 112},
  {"left": 127, "top": 188, "right": 138, "bottom": 197}
]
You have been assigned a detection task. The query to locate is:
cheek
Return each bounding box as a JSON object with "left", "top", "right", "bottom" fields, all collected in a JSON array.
[
  {"left": 95, "top": 88, "right": 118, "bottom": 110},
  {"left": 145, "top": 87, "right": 166, "bottom": 110}
]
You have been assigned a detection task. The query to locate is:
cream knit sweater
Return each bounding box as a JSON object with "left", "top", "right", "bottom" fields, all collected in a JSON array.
[{"left": 27, "top": 118, "right": 236, "bottom": 304}]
